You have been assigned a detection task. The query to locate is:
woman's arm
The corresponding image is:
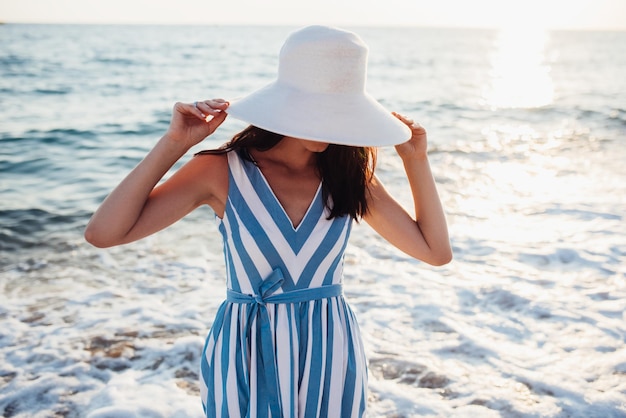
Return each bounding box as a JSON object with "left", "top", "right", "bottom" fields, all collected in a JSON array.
[
  {"left": 363, "top": 113, "right": 452, "bottom": 266},
  {"left": 84, "top": 99, "right": 229, "bottom": 248}
]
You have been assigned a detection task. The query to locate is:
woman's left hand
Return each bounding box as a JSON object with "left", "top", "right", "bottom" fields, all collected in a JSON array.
[
  {"left": 364, "top": 112, "right": 451, "bottom": 266},
  {"left": 392, "top": 112, "right": 428, "bottom": 160}
]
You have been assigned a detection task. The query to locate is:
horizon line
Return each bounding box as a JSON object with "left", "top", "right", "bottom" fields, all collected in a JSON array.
[{"left": 2, "top": 21, "right": 625, "bottom": 33}]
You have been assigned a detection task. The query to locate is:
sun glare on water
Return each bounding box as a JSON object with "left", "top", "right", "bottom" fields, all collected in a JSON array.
[{"left": 483, "top": 26, "right": 554, "bottom": 109}]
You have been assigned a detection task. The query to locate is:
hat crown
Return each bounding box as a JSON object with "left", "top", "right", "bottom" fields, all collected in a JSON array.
[{"left": 277, "top": 26, "right": 368, "bottom": 94}]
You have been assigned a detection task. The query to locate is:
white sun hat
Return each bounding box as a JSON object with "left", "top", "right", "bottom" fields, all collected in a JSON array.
[{"left": 226, "top": 25, "right": 411, "bottom": 147}]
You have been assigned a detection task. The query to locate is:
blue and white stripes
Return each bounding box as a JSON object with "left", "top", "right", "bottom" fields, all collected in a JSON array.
[{"left": 200, "top": 151, "right": 367, "bottom": 417}]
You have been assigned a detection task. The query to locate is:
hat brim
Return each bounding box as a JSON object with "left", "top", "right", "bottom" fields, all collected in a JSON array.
[{"left": 226, "top": 81, "right": 411, "bottom": 147}]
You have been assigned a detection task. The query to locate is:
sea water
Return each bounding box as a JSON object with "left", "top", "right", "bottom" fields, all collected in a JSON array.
[{"left": 1, "top": 24, "right": 625, "bottom": 417}]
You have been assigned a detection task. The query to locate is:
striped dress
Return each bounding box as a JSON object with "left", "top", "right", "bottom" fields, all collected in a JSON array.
[{"left": 200, "top": 150, "right": 367, "bottom": 418}]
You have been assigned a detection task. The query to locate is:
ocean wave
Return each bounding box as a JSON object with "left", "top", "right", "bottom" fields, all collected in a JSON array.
[
  {"left": 609, "top": 107, "right": 626, "bottom": 125},
  {"left": 93, "top": 57, "right": 137, "bottom": 66},
  {"left": 0, "top": 54, "right": 33, "bottom": 77},
  {"left": 0, "top": 208, "right": 88, "bottom": 253},
  {"left": 0, "top": 156, "right": 49, "bottom": 175},
  {"left": 33, "top": 87, "right": 73, "bottom": 95},
  {"left": 28, "top": 128, "right": 98, "bottom": 140},
  {"left": 0, "top": 130, "right": 98, "bottom": 154}
]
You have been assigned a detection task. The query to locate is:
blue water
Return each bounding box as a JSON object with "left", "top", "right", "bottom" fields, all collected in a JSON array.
[
  {"left": 2, "top": 25, "right": 624, "bottom": 262},
  {"left": 1, "top": 24, "right": 625, "bottom": 417}
]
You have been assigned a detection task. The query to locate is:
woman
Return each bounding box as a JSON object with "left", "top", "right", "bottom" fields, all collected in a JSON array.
[{"left": 85, "top": 25, "right": 451, "bottom": 418}]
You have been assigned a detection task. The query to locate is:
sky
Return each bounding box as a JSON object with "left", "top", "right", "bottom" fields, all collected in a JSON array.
[{"left": 1, "top": 0, "right": 625, "bottom": 30}]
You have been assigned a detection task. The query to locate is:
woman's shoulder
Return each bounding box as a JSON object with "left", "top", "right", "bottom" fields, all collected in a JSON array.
[
  {"left": 185, "top": 151, "right": 229, "bottom": 209},
  {"left": 192, "top": 151, "right": 230, "bottom": 186},
  {"left": 191, "top": 151, "right": 229, "bottom": 174},
  {"left": 193, "top": 149, "right": 229, "bottom": 162}
]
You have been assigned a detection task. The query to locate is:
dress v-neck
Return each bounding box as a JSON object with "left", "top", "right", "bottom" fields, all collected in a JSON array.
[{"left": 254, "top": 164, "right": 323, "bottom": 231}]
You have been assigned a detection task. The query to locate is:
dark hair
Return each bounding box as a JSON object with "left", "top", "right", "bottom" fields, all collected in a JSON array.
[{"left": 196, "top": 125, "right": 377, "bottom": 220}]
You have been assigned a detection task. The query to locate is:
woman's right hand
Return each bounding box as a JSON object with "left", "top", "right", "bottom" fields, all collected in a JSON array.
[{"left": 164, "top": 98, "right": 229, "bottom": 150}]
